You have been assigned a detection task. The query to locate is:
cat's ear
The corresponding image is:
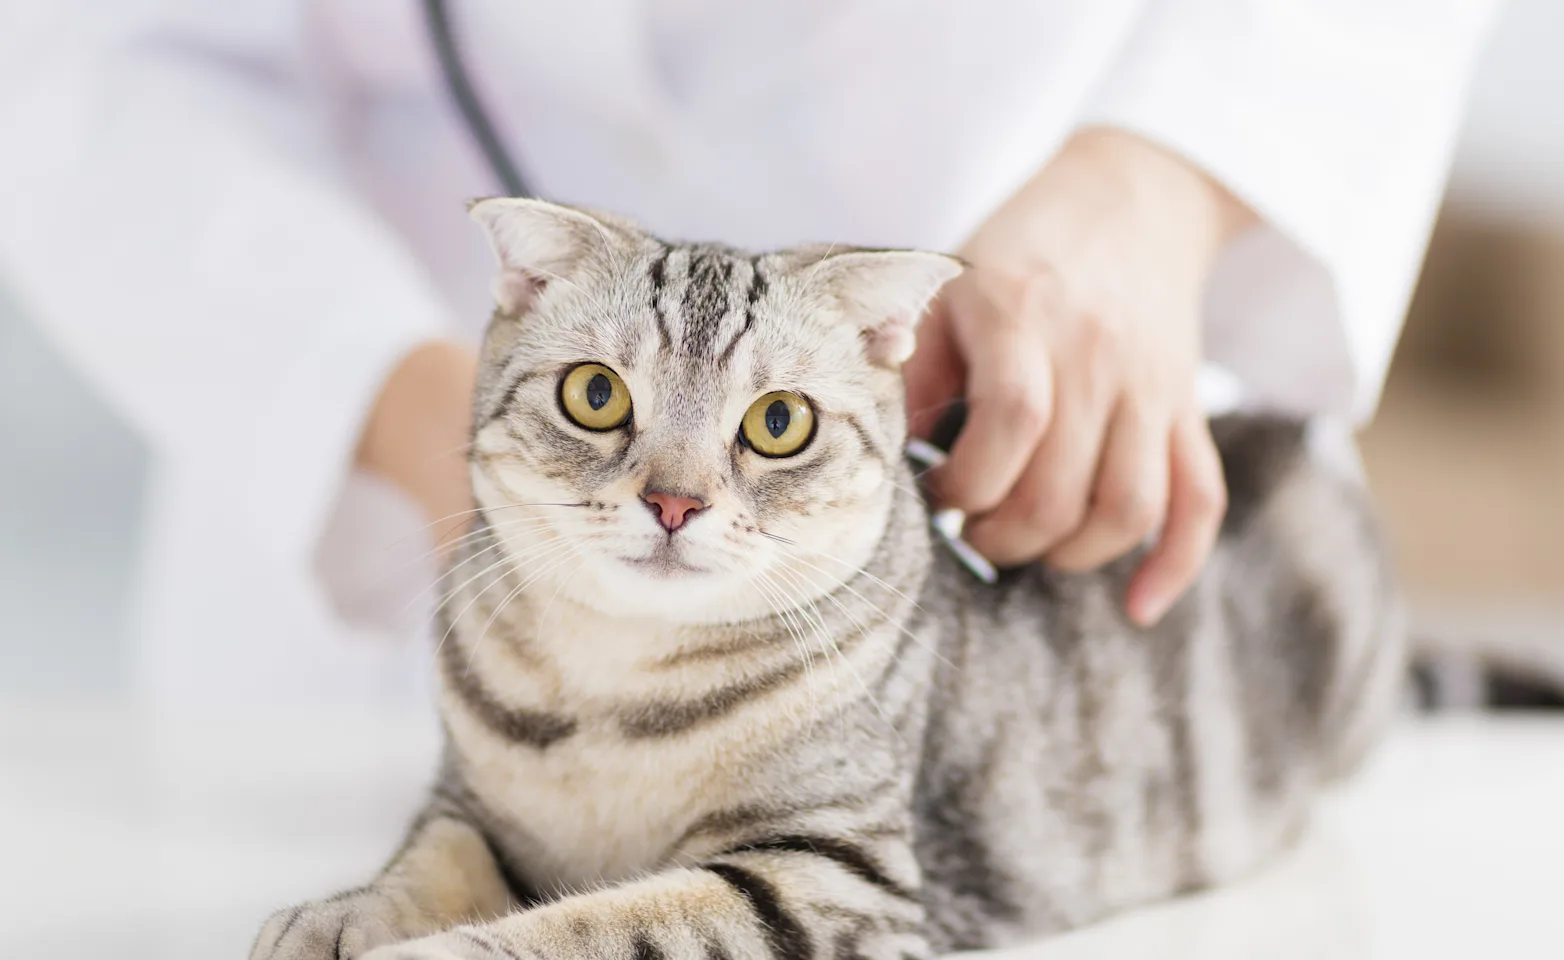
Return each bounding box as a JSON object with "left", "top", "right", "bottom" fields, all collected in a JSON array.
[
  {"left": 812, "top": 250, "right": 965, "bottom": 368},
  {"left": 468, "top": 198, "right": 618, "bottom": 314}
]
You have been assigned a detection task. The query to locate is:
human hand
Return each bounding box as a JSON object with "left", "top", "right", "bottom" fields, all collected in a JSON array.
[
  {"left": 356, "top": 340, "right": 479, "bottom": 552},
  {"left": 903, "top": 127, "right": 1255, "bottom": 625}
]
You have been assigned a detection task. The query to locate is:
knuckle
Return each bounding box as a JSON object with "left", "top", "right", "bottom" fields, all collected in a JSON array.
[
  {"left": 982, "top": 264, "right": 1066, "bottom": 324},
  {"left": 970, "top": 491, "right": 1008, "bottom": 517},
  {"left": 1099, "top": 481, "right": 1163, "bottom": 535},
  {"left": 1018, "top": 268, "right": 1066, "bottom": 314},
  {"left": 967, "top": 524, "right": 1026, "bottom": 567},
  {"left": 940, "top": 475, "right": 996, "bottom": 515},
  {"left": 988, "top": 268, "right": 1043, "bottom": 316},
  {"left": 988, "top": 378, "right": 1050, "bottom": 431},
  {"left": 1022, "top": 481, "right": 1089, "bottom": 543},
  {"left": 1077, "top": 310, "right": 1122, "bottom": 360}
]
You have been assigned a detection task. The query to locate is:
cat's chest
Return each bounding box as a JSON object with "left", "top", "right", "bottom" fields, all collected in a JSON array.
[
  {"left": 452, "top": 708, "right": 769, "bottom": 890},
  {"left": 440, "top": 607, "right": 806, "bottom": 890}
]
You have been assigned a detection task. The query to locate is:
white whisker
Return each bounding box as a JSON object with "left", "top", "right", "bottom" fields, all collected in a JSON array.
[
  {"left": 402, "top": 515, "right": 592, "bottom": 619},
  {"left": 801, "top": 241, "right": 840, "bottom": 287},
  {"left": 535, "top": 548, "right": 592, "bottom": 630},
  {"left": 430, "top": 533, "right": 590, "bottom": 663},
  {"left": 466, "top": 537, "right": 596, "bottom": 671},
  {"left": 768, "top": 562, "right": 897, "bottom": 736},
  {"left": 750, "top": 572, "right": 819, "bottom": 693},
  {"left": 769, "top": 540, "right": 954, "bottom": 672},
  {"left": 381, "top": 500, "right": 591, "bottom": 558},
  {"left": 394, "top": 515, "right": 572, "bottom": 599}
]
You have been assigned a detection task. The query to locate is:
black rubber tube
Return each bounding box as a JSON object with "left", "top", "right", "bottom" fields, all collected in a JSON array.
[{"left": 423, "top": 0, "right": 533, "bottom": 197}]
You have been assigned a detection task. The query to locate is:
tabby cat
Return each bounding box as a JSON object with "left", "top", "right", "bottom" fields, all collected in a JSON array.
[{"left": 251, "top": 199, "right": 1403, "bottom": 960}]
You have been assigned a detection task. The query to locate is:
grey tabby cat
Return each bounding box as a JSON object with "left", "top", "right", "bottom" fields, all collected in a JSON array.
[{"left": 252, "top": 199, "right": 1403, "bottom": 960}]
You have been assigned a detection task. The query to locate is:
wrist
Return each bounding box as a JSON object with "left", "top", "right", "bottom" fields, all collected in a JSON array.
[
  {"left": 1070, "top": 126, "right": 1256, "bottom": 267},
  {"left": 965, "top": 127, "right": 1255, "bottom": 289}
]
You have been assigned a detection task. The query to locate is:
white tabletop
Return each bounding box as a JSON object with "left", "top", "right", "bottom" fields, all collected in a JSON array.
[{"left": 2, "top": 700, "right": 1560, "bottom": 960}]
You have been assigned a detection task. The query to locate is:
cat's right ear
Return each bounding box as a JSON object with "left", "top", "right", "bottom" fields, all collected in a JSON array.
[
  {"left": 468, "top": 198, "right": 614, "bottom": 314},
  {"left": 809, "top": 250, "right": 966, "bottom": 368}
]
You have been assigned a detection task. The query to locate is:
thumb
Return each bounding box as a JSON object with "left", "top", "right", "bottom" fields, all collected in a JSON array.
[{"left": 902, "top": 296, "right": 964, "bottom": 441}]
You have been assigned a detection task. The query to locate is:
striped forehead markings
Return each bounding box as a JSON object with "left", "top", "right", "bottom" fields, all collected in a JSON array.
[
  {"left": 649, "top": 244, "right": 674, "bottom": 351},
  {"left": 648, "top": 246, "right": 771, "bottom": 368},
  {"left": 718, "top": 256, "right": 767, "bottom": 366},
  {"left": 679, "top": 248, "right": 736, "bottom": 356}
]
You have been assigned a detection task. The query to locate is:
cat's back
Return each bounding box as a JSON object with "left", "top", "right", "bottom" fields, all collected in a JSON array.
[{"left": 910, "top": 416, "right": 1404, "bottom": 951}]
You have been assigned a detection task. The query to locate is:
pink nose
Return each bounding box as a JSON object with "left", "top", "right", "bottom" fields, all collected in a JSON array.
[{"left": 642, "top": 490, "right": 706, "bottom": 532}]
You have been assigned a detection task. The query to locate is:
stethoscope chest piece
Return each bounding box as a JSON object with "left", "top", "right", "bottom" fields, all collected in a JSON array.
[{"left": 905, "top": 438, "right": 998, "bottom": 585}]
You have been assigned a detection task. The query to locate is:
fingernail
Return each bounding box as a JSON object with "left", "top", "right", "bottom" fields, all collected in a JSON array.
[{"left": 1129, "top": 590, "right": 1165, "bottom": 627}]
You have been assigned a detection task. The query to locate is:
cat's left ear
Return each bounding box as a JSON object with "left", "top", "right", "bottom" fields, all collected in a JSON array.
[
  {"left": 813, "top": 251, "right": 965, "bottom": 368},
  {"left": 468, "top": 198, "right": 621, "bottom": 314}
]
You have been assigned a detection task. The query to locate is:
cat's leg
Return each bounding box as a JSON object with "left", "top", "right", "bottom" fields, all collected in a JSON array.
[
  {"left": 251, "top": 803, "right": 514, "bottom": 960},
  {"left": 364, "top": 831, "right": 929, "bottom": 960}
]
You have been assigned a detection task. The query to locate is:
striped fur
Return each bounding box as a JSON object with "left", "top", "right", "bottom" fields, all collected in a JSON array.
[{"left": 252, "top": 201, "right": 1404, "bottom": 960}]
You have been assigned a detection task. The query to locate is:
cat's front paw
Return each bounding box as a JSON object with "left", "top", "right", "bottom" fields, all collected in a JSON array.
[
  {"left": 361, "top": 928, "right": 537, "bottom": 960},
  {"left": 251, "top": 889, "right": 421, "bottom": 960}
]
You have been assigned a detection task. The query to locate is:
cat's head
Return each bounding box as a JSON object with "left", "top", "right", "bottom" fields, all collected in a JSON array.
[{"left": 465, "top": 199, "right": 960, "bottom": 625}]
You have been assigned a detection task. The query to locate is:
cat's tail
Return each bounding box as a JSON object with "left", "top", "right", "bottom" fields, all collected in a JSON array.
[{"left": 1411, "top": 613, "right": 1564, "bottom": 710}]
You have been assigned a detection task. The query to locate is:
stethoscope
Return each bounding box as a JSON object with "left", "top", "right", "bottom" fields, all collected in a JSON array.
[
  {"left": 423, "top": 0, "right": 997, "bottom": 584},
  {"left": 423, "top": 0, "right": 534, "bottom": 199}
]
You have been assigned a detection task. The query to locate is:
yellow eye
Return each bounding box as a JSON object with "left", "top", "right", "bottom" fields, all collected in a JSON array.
[
  {"left": 741, "top": 391, "right": 815, "bottom": 457},
  {"left": 560, "top": 363, "right": 632, "bottom": 431}
]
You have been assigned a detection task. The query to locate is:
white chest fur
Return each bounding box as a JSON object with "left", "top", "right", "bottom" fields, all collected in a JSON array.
[
  {"left": 452, "top": 715, "right": 749, "bottom": 888},
  {"left": 437, "top": 597, "right": 841, "bottom": 890}
]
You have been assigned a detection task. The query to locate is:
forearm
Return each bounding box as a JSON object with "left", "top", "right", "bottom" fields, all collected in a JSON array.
[
  {"left": 966, "top": 127, "right": 1256, "bottom": 293},
  {"left": 356, "top": 341, "right": 480, "bottom": 548}
]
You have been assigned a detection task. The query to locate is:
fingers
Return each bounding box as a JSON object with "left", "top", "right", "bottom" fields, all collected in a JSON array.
[
  {"left": 1126, "top": 413, "right": 1227, "bottom": 625},
  {"left": 963, "top": 357, "right": 1115, "bottom": 566},
  {"left": 1045, "top": 400, "right": 1169, "bottom": 573},
  {"left": 930, "top": 279, "right": 1055, "bottom": 514},
  {"left": 902, "top": 298, "right": 965, "bottom": 440},
  {"left": 912, "top": 264, "right": 1222, "bottom": 608}
]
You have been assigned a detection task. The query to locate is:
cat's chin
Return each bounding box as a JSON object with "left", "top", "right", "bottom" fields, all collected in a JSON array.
[
  {"left": 618, "top": 553, "right": 711, "bottom": 579},
  {"left": 555, "top": 555, "right": 783, "bottom": 626},
  {"left": 612, "top": 535, "right": 713, "bottom": 580}
]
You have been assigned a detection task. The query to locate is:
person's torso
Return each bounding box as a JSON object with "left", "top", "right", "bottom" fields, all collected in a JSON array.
[{"left": 312, "top": 0, "right": 1148, "bottom": 333}]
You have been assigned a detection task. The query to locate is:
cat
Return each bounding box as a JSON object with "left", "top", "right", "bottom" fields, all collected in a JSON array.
[{"left": 250, "top": 198, "right": 1404, "bottom": 960}]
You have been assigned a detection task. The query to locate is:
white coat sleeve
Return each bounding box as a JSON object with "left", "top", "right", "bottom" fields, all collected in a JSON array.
[
  {"left": 1081, "top": 0, "right": 1501, "bottom": 421},
  {"left": 0, "top": 2, "right": 452, "bottom": 566}
]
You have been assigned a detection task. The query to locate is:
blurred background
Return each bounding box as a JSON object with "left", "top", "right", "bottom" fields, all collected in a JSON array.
[
  {"left": 1, "top": 6, "right": 1562, "bottom": 958},
  {"left": 1356, "top": 0, "right": 1564, "bottom": 698},
  {"left": 2, "top": 0, "right": 1562, "bottom": 693}
]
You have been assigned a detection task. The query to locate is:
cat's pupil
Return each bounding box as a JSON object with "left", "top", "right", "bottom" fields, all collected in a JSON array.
[
  {"left": 765, "top": 400, "right": 790, "bottom": 438},
  {"left": 586, "top": 373, "right": 612, "bottom": 411}
]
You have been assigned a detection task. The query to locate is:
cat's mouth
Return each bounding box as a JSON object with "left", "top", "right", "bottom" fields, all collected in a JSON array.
[{"left": 620, "top": 543, "right": 709, "bottom": 578}]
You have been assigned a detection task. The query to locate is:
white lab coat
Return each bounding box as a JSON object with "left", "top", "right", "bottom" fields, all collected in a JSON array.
[{"left": 0, "top": 0, "right": 1497, "bottom": 703}]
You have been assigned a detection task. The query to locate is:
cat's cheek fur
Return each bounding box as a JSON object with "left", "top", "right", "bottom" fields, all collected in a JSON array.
[{"left": 762, "top": 461, "right": 891, "bottom": 581}]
